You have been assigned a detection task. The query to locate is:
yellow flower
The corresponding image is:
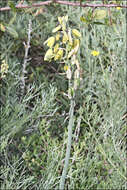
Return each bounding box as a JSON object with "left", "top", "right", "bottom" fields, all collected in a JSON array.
[
  {"left": 73, "top": 39, "right": 80, "bottom": 48},
  {"left": 72, "top": 29, "right": 81, "bottom": 38},
  {"left": 0, "top": 23, "right": 5, "bottom": 32},
  {"left": 58, "top": 15, "right": 68, "bottom": 25},
  {"left": 64, "top": 15, "right": 68, "bottom": 22},
  {"left": 44, "top": 37, "right": 55, "bottom": 48},
  {"left": 91, "top": 50, "right": 99, "bottom": 56},
  {"left": 1, "top": 61, "right": 9, "bottom": 73},
  {"left": 68, "top": 41, "right": 79, "bottom": 59},
  {"left": 44, "top": 48, "right": 54, "bottom": 61},
  {"left": 57, "top": 16, "right": 67, "bottom": 31},
  {"left": 52, "top": 25, "right": 61, "bottom": 33},
  {"left": 54, "top": 43, "right": 59, "bottom": 54},
  {"left": 62, "top": 22, "right": 66, "bottom": 31},
  {"left": 68, "top": 29, "right": 73, "bottom": 46},
  {"left": 64, "top": 65, "right": 69, "bottom": 71},
  {"left": 54, "top": 55, "right": 59, "bottom": 61},
  {"left": 1, "top": 60, "right": 9, "bottom": 78},
  {"left": 62, "top": 31, "right": 68, "bottom": 44},
  {"left": 58, "top": 16, "right": 63, "bottom": 25},
  {"left": 116, "top": 7, "right": 121, "bottom": 10},
  {"left": 32, "top": 158, "right": 35, "bottom": 163},
  {"left": 54, "top": 49, "right": 63, "bottom": 60},
  {"left": 56, "top": 32, "right": 60, "bottom": 41}
]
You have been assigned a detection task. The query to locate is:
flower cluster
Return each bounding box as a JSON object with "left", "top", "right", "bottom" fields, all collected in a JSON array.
[
  {"left": 44, "top": 15, "right": 81, "bottom": 62},
  {"left": 0, "top": 60, "right": 9, "bottom": 78},
  {"left": 44, "top": 15, "right": 82, "bottom": 98}
]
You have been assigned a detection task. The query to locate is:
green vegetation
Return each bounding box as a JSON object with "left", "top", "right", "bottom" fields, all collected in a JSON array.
[{"left": 0, "top": 1, "right": 126, "bottom": 189}]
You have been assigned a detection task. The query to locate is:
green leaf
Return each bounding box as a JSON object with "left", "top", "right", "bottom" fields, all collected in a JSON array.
[
  {"left": 6, "top": 26, "right": 18, "bottom": 38},
  {"left": 93, "top": 10, "right": 107, "bottom": 20},
  {"left": 93, "top": 22, "right": 106, "bottom": 25},
  {"left": 80, "top": 16, "right": 88, "bottom": 23},
  {"left": 8, "top": 1, "right": 17, "bottom": 12}
]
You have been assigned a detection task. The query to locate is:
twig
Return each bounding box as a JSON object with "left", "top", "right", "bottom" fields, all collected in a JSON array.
[
  {"left": 56, "top": 1, "right": 127, "bottom": 8},
  {"left": 0, "top": 1, "right": 127, "bottom": 11},
  {"left": 108, "top": 7, "right": 112, "bottom": 25},
  {"left": 21, "top": 19, "right": 32, "bottom": 96}
]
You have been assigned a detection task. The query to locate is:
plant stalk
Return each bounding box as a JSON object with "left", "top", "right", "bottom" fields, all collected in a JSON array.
[{"left": 59, "top": 98, "right": 75, "bottom": 190}]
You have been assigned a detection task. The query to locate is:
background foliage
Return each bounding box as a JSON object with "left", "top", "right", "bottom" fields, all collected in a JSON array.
[{"left": 0, "top": 0, "right": 126, "bottom": 189}]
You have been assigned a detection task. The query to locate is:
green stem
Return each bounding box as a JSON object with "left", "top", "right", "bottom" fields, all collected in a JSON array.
[{"left": 59, "top": 98, "right": 75, "bottom": 190}]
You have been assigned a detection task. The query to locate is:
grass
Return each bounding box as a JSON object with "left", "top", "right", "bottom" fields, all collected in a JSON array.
[{"left": 0, "top": 1, "right": 126, "bottom": 189}]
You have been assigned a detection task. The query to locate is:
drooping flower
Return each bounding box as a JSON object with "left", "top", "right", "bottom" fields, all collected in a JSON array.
[
  {"left": 68, "top": 29, "right": 73, "bottom": 46},
  {"left": 64, "top": 15, "right": 68, "bottom": 22},
  {"left": 55, "top": 32, "right": 60, "bottom": 41},
  {"left": 54, "top": 49, "right": 63, "bottom": 60},
  {"left": 58, "top": 15, "right": 68, "bottom": 25},
  {"left": 58, "top": 16, "right": 63, "bottom": 25},
  {"left": 44, "top": 48, "right": 54, "bottom": 61},
  {"left": 52, "top": 25, "right": 61, "bottom": 33},
  {"left": 61, "top": 21, "right": 66, "bottom": 31},
  {"left": 64, "top": 65, "right": 69, "bottom": 71},
  {"left": 72, "top": 29, "right": 81, "bottom": 38},
  {"left": 0, "top": 23, "right": 5, "bottom": 32},
  {"left": 54, "top": 43, "right": 59, "bottom": 53},
  {"left": 62, "top": 31, "right": 69, "bottom": 44},
  {"left": 73, "top": 39, "right": 80, "bottom": 48},
  {"left": 68, "top": 42, "right": 79, "bottom": 59},
  {"left": 44, "top": 37, "right": 55, "bottom": 48}
]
